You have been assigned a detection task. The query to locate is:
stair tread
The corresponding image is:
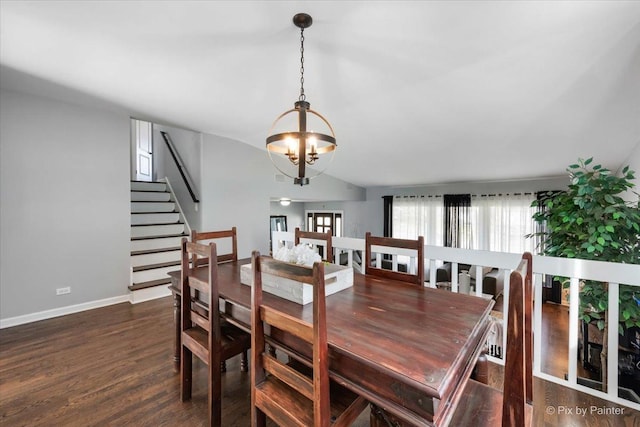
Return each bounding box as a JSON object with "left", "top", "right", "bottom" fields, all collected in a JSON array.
[
  {"left": 131, "top": 222, "right": 184, "bottom": 227},
  {"left": 132, "top": 260, "right": 181, "bottom": 272},
  {"left": 131, "top": 212, "right": 178, "bottom": 215},
  {"left": 131, "top": 180, "right": 166, "bottom": 184},
  {"left": 131, "top": 233, "right": 188, "bottom": 241},
  {"left": 131, "top": 247, "right": 181, "bottom": 256},
  {"left": 130, "top": 189, "right": 170, "bottom": 193},
  {"left": 128, "top": 277, "right": 172, "bottom": 291},
  {"left": 131, "top": 201, "right": 175, "bottom": 203}
]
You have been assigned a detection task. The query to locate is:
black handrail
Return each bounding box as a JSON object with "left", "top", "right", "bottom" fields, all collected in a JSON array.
[{"left": 160, "top": 131, "right": 199, "bottom": 203}]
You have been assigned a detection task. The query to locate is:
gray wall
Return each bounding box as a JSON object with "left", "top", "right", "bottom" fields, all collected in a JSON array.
[
  {"left": 200, "top": 133, "right": 366, "bottom": 259},
  {"left": 0, "top": 89, "right": 131, "bottom": 320},
  {"left": 619, "top": 141, "right": 640, "bottom": 203},
  {"left": 270, "top": 202, "right": 306, "bottom": 232}
]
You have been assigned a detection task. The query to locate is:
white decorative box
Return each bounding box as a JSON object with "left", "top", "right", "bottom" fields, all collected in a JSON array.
[{"left": 240, "top": 263, "right": 354, "bottom": 305}]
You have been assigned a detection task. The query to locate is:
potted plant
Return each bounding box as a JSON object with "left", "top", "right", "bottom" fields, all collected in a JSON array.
[{"left": 530, "top": 157, "right": 640, "bottom": 392}]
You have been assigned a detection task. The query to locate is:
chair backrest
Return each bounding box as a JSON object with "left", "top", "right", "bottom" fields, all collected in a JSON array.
[
  {"left": 364, "top": 232, "right": 425, "bottom": 286},
  {"left": 250, "top": 251, "right": 330, "bottom": 426},
  {"left": 191, "top": 227, "right": 238, "bottom": 267},
  {"left": 502, "top": 252, "right": 533, "bottom": 426},
  {"left": 180, "top": 238, "right": 221, "bottom": 353},
  {"left": 294, "top": 227, "right": 333, "bottom": 263}
]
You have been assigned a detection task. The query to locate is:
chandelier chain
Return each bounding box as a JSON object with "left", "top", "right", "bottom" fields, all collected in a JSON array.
[{"left": 299, "top": 27, "right": 305, "bottom": 102}]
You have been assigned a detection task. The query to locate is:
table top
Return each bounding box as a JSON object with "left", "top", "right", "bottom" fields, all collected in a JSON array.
[{"left": 169, "top": 258, "right": 494, "bottom": 425}]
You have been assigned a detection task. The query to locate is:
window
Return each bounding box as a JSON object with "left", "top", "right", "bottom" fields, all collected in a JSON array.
[
  {"left": 391, "top": 193, "right": 537, "bottom": 254},
  {"left": 470, "top": 194, "right": 537, "bottom": 253},
  {"left": 392, "top": 196, "right": 443, "bottom": 246}
]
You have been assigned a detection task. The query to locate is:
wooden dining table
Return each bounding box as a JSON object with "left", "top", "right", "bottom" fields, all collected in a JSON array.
[{"left": 168, "top": 259, "right": 494, "bottom": 426}]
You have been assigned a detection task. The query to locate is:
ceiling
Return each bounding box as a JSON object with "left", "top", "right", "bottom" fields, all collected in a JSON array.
[{"left": 1, "top": 1, "right": 639, "bottom": 188}]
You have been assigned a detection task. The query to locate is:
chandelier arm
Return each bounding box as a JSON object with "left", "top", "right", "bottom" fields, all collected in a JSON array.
[{"left": 298, "top": 102, "right": 307, "bottom": 183}]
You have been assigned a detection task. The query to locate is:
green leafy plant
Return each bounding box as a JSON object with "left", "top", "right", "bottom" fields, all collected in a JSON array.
[{"left": 530, "top": 157, "right": 640, "bottom": 392}]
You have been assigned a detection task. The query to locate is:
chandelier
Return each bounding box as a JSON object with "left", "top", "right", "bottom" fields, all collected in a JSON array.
[{"left": 266, "top": 13, "right": 337, "bottom": 186}]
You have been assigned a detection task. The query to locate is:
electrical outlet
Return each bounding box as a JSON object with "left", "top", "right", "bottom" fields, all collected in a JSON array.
[{"left": 56, "top": 287, "right": 71, "bottom": 295}]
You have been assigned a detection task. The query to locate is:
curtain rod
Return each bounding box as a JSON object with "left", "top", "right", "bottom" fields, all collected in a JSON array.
[{"left": 395, "top": 192, "right": 534, "bottom": 199}]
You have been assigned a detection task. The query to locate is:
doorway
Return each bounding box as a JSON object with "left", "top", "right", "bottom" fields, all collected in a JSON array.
[
  {"left": 306, "top": 211, "right": 343, "bottom": 237},
  {"left": 134, "top": 119, "right": 153, "bottom": 182}
]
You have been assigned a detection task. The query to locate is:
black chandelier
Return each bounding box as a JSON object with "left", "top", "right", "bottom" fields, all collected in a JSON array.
[{"left": 266, "top": 13, "right": 337, "bottom": 186}]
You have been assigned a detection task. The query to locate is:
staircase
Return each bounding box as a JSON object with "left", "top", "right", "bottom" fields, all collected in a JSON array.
[{"left": 130, "top": 180, "right": 188, "bottom": 303}]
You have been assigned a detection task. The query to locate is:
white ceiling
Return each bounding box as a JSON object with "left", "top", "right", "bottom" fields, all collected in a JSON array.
[{"left": 1, "top": 1, "right": 639, "bottom": 188}]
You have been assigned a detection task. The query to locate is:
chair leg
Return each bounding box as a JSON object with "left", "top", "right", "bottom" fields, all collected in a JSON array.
[
  {"left": 252, "top": 407, "right": 266, "bottom": 427},
  {"left": 180, "top": 346, "right": 192, "bottom": 401},
  {"left": 241, "top": 350, "right": 248, "bottom": 372},
  {"left": 210, "top": 359, "right": 222, "bottom": 427}
]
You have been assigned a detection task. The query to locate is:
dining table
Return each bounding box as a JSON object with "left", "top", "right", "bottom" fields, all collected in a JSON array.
[{"left": 168, "top": 258, "right": 494, "bottom": 426}]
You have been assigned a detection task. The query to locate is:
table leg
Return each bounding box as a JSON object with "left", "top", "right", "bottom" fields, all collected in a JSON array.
[
  {"left": 472, "top": 351, "right": 489, "bottom": 385},
  {"left": 173, "top": 291, "right": 181, "bottom": 372}
]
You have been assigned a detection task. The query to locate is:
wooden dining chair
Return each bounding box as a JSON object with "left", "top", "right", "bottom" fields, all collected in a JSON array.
[
  {"left": 180, "top": 238, "right": 251, "bottom": 427},
  {"left": 364, "top": 232, "right": 425, "bottom": 286},
  {"left": 250, "top": 251, "right": 368, "bottom": 427},
  {"left": 191, "top": 227, "right": 238, "bottom": 267},
  {"left": 190, "top": 227, "right": 245, "bottom": 372},
  {"left": 449, "top": 252, "right": 533, "bottom": 427},
  {"left": 295, "top": 227, "right": 333, "bottom": 263}
]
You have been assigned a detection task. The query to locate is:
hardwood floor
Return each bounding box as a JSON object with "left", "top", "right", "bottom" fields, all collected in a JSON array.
[
  {"left": 0, "top": 297, "right": 638, "bottom": 426},
  {"left": 0, "top": 297, "right": 368, "bottom": 427}
]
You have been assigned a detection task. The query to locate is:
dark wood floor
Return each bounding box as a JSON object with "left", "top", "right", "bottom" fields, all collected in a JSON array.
[{"left": 0, "top": 297, "right": 638, "bottom": 426}]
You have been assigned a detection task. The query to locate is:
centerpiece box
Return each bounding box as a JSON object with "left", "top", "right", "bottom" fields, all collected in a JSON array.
[{"left": 240, "top": 263, "right": 353, "bottom": 305}]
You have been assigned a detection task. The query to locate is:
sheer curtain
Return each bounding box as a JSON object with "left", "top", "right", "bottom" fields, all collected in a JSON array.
[
  {"left": 392, "top": 196, "right": 443, "bottom": 246},
  {"left": 470, "top": 193, "right": 537, "bottom": 253}
]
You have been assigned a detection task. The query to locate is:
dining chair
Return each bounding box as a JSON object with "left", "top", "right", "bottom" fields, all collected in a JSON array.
[
  {"left": 364, "top": 232, "right": 425, "bottom": 286},
  {"left": 295, "top": 227, "right": 333, "bottom": 263},
  {"left": 250, "top": 251, "right": 368, "bottom": 427},
  {"left": 180, "top": 238, "right": 251, "bottom": 427},
  {"left": 190, "top": 227, "right": 245, "bottom": 372},
  {"left": 191, "top": 227, "right": 238, "bottom": 267},
  {"left": 449, "top": 252, "right": 533, "bottom": 426}
]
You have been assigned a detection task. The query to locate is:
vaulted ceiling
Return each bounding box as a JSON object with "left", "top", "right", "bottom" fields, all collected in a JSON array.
[{"left": 1, "top": 1, "right": 639, "bottom": 188}]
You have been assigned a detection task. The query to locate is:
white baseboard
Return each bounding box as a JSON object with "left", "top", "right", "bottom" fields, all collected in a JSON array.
[{"left": 0, "top": 295, "right": 130, "bottom": 329}]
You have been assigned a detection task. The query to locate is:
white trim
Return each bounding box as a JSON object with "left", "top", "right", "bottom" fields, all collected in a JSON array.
[
  {"left": 533, "top": 272, "right": 544, "bottom": 375},
  {"left": 0, "top": 295, "right": 130, "bottom": 329},
  {"left": 567, "top": 277, "right": 580, "bottom": 386},
  {"left": 161, "top": 176, "right": 191, "bottom": 237},
  {"left": 607, "top": 282, "right": 620, "bottom": 400}
]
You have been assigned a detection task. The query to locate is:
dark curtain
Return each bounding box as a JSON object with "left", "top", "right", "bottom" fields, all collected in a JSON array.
[
  {"left": 382, "top": 196, "right": 393, "bottom": 238},
  {"left": 444, "top": 194, "right": 471, "bottom": 248}
]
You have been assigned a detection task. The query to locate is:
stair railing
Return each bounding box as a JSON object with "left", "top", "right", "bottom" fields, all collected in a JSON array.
[{"left": 160, "top": 131, "right": 199, "bottom": 203}]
